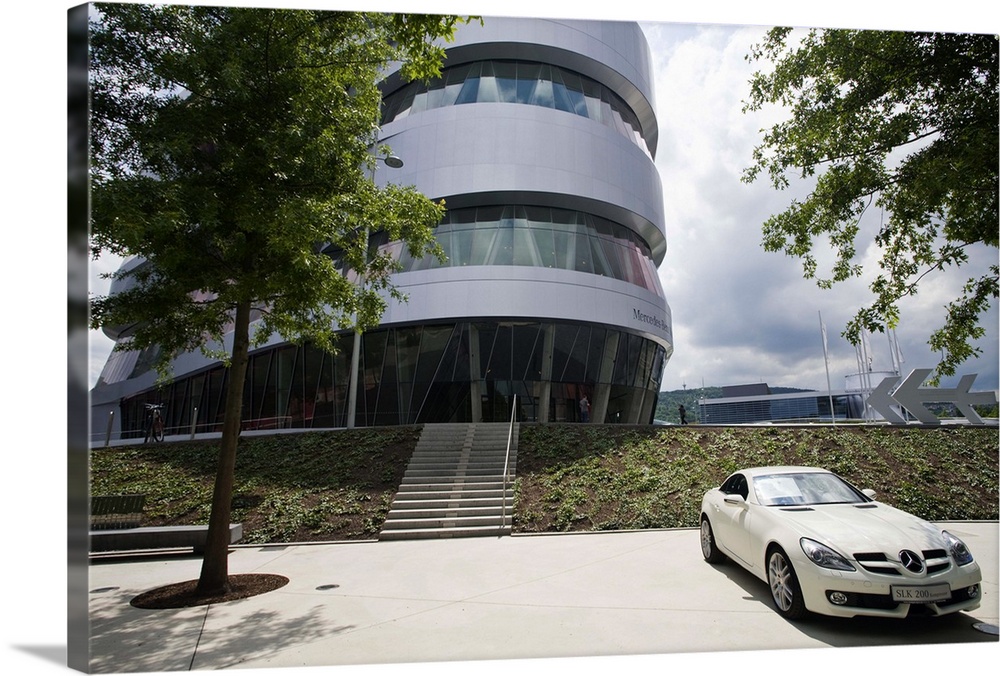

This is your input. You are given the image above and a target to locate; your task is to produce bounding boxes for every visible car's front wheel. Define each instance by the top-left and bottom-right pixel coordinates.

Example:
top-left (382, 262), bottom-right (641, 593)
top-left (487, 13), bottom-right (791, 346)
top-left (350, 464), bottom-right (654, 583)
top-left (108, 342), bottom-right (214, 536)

top-left (700, 515), bottom-right (726, 563)
top-left (767, 546), bottom-right (807, 620)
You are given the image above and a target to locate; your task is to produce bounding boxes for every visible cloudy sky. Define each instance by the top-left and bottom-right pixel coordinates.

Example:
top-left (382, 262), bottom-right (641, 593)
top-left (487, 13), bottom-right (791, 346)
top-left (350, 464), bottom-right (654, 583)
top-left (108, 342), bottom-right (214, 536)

top-left (82, 0), bottom-right (999, 395)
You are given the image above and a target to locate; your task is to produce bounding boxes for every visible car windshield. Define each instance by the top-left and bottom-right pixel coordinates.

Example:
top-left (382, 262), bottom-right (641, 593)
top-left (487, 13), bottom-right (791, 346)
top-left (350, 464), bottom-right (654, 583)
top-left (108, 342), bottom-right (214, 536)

top-left (753, 472), bottom-right (868, 506)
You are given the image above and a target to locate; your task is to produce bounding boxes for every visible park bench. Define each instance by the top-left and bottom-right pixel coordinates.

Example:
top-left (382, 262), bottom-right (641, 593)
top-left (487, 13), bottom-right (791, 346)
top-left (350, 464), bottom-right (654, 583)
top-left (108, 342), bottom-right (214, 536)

top-left (89, 494), bottom-right (242, 554)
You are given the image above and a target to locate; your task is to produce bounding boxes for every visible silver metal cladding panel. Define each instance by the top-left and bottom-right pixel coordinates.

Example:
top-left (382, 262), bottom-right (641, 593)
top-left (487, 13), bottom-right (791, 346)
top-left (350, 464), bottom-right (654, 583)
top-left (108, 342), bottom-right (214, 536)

top-left (379, 266), bottom-right (673, 349)
top-left (379, 104), bottom-right (666, 263)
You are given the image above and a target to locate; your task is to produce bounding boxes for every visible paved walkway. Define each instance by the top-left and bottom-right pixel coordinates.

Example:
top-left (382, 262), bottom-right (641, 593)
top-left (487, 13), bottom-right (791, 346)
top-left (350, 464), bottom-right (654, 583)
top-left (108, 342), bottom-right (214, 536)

top-left (86, 523), bottom-right (999, 673)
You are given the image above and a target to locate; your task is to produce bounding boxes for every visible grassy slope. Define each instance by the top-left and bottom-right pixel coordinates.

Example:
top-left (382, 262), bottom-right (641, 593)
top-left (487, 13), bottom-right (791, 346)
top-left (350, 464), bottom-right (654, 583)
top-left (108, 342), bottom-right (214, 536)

top-left (514, 424), bottom-right (999, 532)
top-left (90, 424), bottom-right (998, 543)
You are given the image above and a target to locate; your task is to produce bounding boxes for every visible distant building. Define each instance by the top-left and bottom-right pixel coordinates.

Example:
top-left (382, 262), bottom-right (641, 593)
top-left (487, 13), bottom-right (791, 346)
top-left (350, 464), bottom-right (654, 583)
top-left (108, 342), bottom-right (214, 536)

top-left (698, 383), bottom-right (865, 425)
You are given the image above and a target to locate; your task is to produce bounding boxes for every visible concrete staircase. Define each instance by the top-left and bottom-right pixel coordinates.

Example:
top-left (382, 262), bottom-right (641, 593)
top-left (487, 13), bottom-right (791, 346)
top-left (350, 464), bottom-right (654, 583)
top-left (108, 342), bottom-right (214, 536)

top-left (379, 423), bottom-right (518, 540)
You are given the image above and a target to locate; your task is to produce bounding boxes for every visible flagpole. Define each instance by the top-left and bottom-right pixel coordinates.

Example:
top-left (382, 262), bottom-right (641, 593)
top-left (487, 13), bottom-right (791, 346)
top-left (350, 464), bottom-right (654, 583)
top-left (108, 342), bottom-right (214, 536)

top-left (819, 312), bottom-right (835, 425)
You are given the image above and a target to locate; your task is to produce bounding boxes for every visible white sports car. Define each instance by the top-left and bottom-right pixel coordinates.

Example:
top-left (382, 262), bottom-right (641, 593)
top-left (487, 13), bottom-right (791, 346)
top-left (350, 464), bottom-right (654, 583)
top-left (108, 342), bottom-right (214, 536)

top-left (700, 466), bottom-right (982, 620)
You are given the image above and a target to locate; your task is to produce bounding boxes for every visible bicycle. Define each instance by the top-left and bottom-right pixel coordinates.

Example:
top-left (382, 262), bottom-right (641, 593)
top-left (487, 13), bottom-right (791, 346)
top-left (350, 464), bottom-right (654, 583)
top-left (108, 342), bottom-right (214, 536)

top-left (144, 404), bottom-right (165, 443)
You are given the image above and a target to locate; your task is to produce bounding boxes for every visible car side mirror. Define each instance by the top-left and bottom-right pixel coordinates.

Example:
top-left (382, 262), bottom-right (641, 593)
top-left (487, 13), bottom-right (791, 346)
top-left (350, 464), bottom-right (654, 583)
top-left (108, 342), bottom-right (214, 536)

top-left (723, 494), bottom-right (747, 507)
top-left (862, 489), bottom-right (877, 500)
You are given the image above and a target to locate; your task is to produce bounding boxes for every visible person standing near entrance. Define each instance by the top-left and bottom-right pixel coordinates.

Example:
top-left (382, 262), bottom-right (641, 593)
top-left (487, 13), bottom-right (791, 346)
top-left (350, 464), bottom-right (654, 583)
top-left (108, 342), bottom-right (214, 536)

top-left (579, 395), bottom-right (590, 423)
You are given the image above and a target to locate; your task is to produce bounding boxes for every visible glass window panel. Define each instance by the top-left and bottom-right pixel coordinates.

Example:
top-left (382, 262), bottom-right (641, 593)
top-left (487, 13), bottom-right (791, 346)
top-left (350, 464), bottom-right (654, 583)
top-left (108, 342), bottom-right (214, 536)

top-left (494, 61), bottom-right (517, 102)
top-left (477, 73), bottom-right (499, 102)
top-left (188, 374), bottom-right (205, 427)
top-left (455, 76), bottom-right (480, 104)
top-left (530, 76), bottom-right (554, 108)
top-left (206, 368), bottom-right (225, 429)
top-left (625, 334), bottom-right (643, 387)
top-left (450, 323), bottom-right (472, 382)
top-left (433, 228), bottom-right (453, 267)
top-left (516, 62), bottom-right (540, 102)
top-left (600, 97), bottom-right (614, 129)
top-left (600, 237), bottom-right (625, 280)
top-left (610, 106), bottom-right (629, 136)
top-left (410, 90), bottom-right (428, 114)
top-left (638, 252), bottom-right (658, 292)
top-left (476, 205), bottom-right (504, 222)
top-left (550, 324), bottom-right (577, 382)
top-left (250, 351), bottom-right (272, 421)
top-left (512, 323), bottom-right (542, 381)
top-left (415, 325), bottom-right (454, 383)
top-left (168, 380), bottom-right (188, 431)
top-left (552, 71), bottom-right (575, 113)
top-left (380, 92), bottom-right (400, 124)
top-left (374, 330), bottom-right (399, 426)
top-left (560, 71), bottom-right (588, 116)
top-left (440, 81), bottom-right (462, 107)
top-left (446, 62), bottom-right (472, 83)
top-left (469, 226), bottom-right (496, 266)
top-left (491, 324), bottom-right (514, 380)
top-left (490, 227), bottom-right (514, 265)
top-left (589, 234), bottom-right (612, 277)
top-left (395, 88), bottom-right (416, 120)
top-left (554, 229), bottom-right (574, 269)
top-left (524, 205), bottom-right (550, 223)
top-left (585, 327), bottom-right (607, 383)
top-left (611, 331), bottom-right (629, 385)
top-left (593, 215), bottom-right (615, 237)
top-left (274, 346), bottom-right (296, 421)
top-left (395, 327), bottom-right (422, 384)
top-left (359, 330), bottom-right (388, 427)
top-left (449, 207), bottom-right (477, 225)
top-left (425, 84), bottom-right (445, 110)
top-left (623, 244), bottom-right (643, 286)
top-left (558, 325), bottom-right (588, 382)
top-left (476, 323), bottom-right (497, 381)
top-left (448, 229), bottom-right (472, 267)
top-left (583, 79), bottom-right (604, 120)
top-left (532, 227), bottom-right (556, 268)
top-left (513, 226), bottom-right (538, 267)
top-left (574, 230), bottom-right (593, 273)
top-left (550, 208), bottom-right (577, 231)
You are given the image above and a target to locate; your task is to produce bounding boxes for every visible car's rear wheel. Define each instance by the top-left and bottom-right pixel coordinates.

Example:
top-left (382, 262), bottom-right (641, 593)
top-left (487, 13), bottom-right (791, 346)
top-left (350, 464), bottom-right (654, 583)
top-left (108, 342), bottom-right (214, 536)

top-left (767, 546), bottom-right (807, 620)
top-left (700, 515), bottom-right (726, 563)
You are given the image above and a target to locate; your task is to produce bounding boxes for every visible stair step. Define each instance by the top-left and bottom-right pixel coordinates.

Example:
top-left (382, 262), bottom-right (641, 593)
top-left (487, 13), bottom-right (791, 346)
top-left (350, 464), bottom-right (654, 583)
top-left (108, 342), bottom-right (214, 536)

top-left (389, 496), bottom-right (511, 506)
top-left (381, 515), bottom-right (512, 530)
top-left (379, 525), bottom-right (511, 540)
top-left (405, 459), bottom-right (510, 468)
top-left (383, 506), bottom-right (507, 519)
top-left (393, 489), bottom-right (510, 501)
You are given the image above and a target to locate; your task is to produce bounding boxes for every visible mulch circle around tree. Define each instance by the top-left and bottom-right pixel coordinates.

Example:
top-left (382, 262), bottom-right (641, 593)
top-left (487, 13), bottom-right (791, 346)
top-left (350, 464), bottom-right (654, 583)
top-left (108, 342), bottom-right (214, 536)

top-left (130, 574), bottom-right (289, 609)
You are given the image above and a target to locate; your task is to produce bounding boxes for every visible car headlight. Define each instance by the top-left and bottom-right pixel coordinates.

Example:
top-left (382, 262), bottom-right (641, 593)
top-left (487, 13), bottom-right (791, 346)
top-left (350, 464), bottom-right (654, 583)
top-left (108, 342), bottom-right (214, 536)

top-left (800, 538), bottom-right (856, 571)
top-left (942, 530), bottom-right (975, 566)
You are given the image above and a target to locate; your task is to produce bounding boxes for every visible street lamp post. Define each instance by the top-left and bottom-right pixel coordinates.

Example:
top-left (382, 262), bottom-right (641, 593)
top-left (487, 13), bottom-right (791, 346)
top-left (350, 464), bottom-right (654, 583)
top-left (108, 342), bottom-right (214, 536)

top-left (346, 154), bottom-right (403, 429)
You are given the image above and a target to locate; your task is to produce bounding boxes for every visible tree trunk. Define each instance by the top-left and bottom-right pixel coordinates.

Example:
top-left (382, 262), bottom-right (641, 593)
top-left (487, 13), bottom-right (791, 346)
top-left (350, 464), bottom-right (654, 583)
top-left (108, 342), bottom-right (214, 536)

top-left (196, 299), bottom-right (252, 596)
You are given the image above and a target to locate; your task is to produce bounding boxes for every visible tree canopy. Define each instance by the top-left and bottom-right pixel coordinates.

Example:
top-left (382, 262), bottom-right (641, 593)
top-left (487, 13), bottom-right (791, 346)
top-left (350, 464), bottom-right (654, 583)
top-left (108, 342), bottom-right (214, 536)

top-left (90, 4), bottom-right (468, 364)
top-left (742, 27), bottom-right (998, 380)
top-left (88, 3), bottom-right (471, 595)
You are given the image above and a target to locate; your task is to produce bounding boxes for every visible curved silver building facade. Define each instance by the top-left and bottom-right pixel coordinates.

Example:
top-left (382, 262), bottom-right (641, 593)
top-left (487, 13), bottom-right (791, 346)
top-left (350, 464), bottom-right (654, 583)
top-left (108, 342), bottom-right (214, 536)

top-left (90, 17), bottom-right (673, 440)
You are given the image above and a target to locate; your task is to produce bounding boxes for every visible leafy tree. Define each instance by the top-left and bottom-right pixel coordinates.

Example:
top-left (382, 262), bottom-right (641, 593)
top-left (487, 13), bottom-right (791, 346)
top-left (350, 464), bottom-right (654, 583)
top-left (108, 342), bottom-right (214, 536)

top-left (89, 4), bottom-right (472, 596)
top-left (742, 28), bottom-right (998, 381)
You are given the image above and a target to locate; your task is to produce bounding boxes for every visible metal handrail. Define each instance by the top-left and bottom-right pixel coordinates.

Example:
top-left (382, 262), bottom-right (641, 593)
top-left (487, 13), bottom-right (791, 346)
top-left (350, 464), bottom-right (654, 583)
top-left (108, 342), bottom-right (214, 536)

top-left (500, 395), bottom-right (517, 536)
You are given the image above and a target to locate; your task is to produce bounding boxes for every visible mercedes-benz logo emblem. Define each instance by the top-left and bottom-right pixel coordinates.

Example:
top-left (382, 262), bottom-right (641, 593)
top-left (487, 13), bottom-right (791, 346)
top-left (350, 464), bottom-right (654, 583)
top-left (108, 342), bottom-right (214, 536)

top-left (899, 550), bottom-right (924, 573)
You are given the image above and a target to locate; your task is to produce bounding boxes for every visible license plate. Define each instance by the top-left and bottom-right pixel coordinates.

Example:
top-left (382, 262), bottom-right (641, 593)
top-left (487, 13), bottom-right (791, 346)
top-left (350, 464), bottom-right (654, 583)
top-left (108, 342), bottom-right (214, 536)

top-left (890, 584), bottom-right (951, 603)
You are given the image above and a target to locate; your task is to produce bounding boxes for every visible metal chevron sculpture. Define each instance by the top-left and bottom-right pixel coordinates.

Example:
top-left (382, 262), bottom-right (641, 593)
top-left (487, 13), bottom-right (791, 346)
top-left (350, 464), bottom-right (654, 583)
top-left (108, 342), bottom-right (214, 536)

top-left (866, 368), bottom-right (997, 425)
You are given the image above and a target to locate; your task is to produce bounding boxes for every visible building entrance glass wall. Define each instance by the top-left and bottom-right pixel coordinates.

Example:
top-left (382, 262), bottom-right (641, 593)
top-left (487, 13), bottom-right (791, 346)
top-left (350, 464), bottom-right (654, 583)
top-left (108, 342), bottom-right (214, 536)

top-left (118, 319), bottom-right (666, 438)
